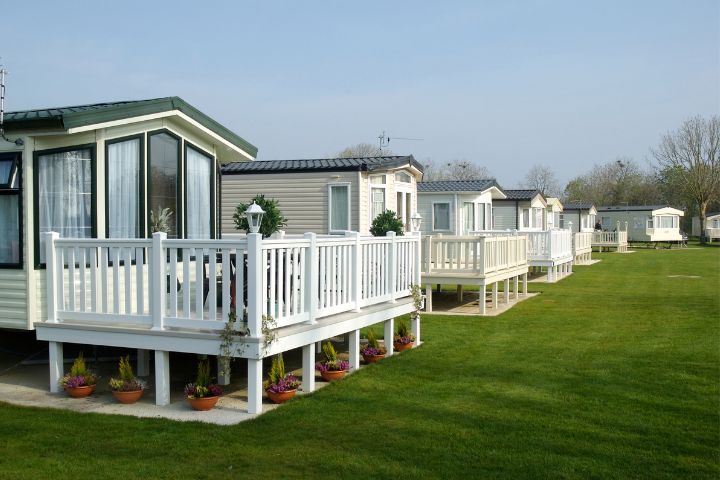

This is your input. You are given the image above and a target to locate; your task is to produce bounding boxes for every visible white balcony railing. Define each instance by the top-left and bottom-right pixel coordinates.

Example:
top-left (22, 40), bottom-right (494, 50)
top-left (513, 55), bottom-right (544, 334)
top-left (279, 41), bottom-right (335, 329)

top-left (706, 228), bottom-right (720, 239)
top-left (524, 229), bottom-right (573, 261)
top-left (422, 234), bottom-right (528, 277)
top-left (573, 231), bottom-right (593, 254)
top-left (592, 231), bottom-right (628, 246)
top-left (44, 231), bottom-right (420, 338)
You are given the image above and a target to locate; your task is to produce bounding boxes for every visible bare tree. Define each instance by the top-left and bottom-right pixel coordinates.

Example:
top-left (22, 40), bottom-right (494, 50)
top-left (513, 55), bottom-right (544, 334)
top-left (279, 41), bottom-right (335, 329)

top-left (653, 115), bottom-right (720, 242)
top-left (521, 164), bottom-right (561, 197)
top-left (336, 143), bottom-right (389, 158)
top-left (563, 158), bottom-right (660, 206)
top-left (422, 159), bottom-right (492, 181)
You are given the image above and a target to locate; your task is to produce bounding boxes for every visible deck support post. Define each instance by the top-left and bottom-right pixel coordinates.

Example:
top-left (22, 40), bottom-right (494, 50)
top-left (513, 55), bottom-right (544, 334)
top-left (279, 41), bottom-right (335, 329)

top-left (48, 341), bottom-right (63, 393)
top-left (424, 283), bottom-right (433, 312)
top-left (349, 329), bottom-right (360, 371)
top-left (456, 285), bottom-right (463, 302)
top-left (503, 278), bottom-right (510, 304)
top-left (384, 318), bottom-right (394, 357)
top-left (151, 232), bottom-right (167, 331)
top-left (247, 358), bottom-right (263, 414)
top-left (154, 350), bottom-right (170, 406)
top-left (302, 343), bottom-right (316, 392)
top-left (136, 349), bottom-right (149, 377)
top-left (217, 357), bottom-right (230, 386)
top-left (247, 233), bottom-right (263, 337)
top-left (492, 282), bottom-right (498, 309)
top-left (514, 276), bottom-right (519, 299)
top-left (523, 273), bottom-right (528, 295)
top-left (479, 283), bottom-right (486, 315)
top-left (411, 313), bottom-right (421, 345)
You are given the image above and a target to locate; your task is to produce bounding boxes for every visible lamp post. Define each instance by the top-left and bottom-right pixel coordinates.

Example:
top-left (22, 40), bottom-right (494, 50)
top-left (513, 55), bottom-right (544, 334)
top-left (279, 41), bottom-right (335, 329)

top-left (411, 212), bottom-right (422, 233)
top-left (245, 202), bottom-right (265, 234)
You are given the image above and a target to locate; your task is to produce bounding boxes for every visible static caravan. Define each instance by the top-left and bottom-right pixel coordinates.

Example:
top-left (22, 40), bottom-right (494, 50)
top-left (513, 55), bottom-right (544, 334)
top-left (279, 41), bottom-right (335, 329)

top-left (416, 179), bottom-right (506, 236)
top-left (221, 156), bottom-right (423, 235)
top-left (545, 198), bottom-right (563, 229)
top-left (492, 189), bottom-right (547, 231)
top-left (561, 202), bottom-right (597, 233)
top-left (0, 97), bottom-right (257, 330)
top-left (691, 213), bottom-right (720, 241)
top-left (597, 205), bottom-right (685, 242)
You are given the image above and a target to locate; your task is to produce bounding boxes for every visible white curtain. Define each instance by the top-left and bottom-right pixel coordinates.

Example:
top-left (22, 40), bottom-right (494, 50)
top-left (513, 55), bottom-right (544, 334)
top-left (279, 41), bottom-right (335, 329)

top-left (108, 139), bottom-right (140, 238)
top-left (186, 148), bottom-right (212, 239)
top-left (38, 149), bottom-right (92, 263)
top-left (0, 195), bottom-right (19, 263)
top-left (330, 185), bottom-right (349, 231)
top-left (371, 188), bottom-right (385, 219)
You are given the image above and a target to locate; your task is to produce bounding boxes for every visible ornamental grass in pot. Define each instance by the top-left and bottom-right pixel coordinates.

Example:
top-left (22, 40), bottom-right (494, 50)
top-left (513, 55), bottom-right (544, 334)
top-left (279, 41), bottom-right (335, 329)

top-left (264, 354), bottom-right (300, 404)
top-left (184, 359), bottom-right (224, 411)
top-left (393, 318), bottom-right (415, 352)
top-left (60, 352), bottom-right (97, 398)
top-left (109, 355), bottom-right (146, 404)
top-left (360, 329), bottom-right (387, 363)
top-left (315, 341), bottom-right (349, 381)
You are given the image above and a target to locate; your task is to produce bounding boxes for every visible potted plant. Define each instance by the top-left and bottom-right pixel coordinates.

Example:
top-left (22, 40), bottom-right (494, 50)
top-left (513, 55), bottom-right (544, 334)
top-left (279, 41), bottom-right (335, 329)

top-left (360, 329), bottom-right (387, 363)
top-left (264, 354), bottom-right (300, 404)
top-left (184, 359), bottom-right (224, 411)
top-left (60, 352), bottom-right (97, 398)
top-left (315, 341), bottom-right (350, 381)
top-left (109, 355), bottom-right (146, 404)
top-left (393, 318), bottom-right (416, 352)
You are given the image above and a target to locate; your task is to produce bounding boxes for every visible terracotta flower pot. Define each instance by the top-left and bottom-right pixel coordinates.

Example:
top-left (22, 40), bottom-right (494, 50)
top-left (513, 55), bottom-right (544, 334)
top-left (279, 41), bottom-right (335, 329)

top-left (266, 388), bottom-right (297, 404)
top-left (394, 341), bottom-right (413, 352)
top-left (362, 353), bottom-right (385, 363)
top-left (320, 369), bottom-right (347, 382)
top-left (65, 385), bottom-right (96, 398)
top-left (187, 396), bottom-right (220, 411)
top-left (112, 389), bottom-right (143, 404)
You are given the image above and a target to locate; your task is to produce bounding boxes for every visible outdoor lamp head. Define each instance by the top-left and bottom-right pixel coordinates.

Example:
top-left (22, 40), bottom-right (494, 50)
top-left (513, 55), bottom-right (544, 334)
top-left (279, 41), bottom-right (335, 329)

top-left (245, 202), bottom-right (265, 234)
top-left (411, 212), bottom-right (422, 232)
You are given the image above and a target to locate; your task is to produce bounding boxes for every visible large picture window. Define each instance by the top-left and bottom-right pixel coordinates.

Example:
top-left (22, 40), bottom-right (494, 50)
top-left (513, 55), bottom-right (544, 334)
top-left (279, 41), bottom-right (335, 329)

top-left (329, 184), bottom-right (350, 232)
top-left (433, 203), bottom-right (450, 231)
top-left (35, 146), bottom-right (95, 265)
top-left (185, 145), bottom-right (214, 239)
top-left (107, 136), bottom-right (142, 238)
top-left (0, 153), bottom-right (21, 267)
top-left (149, 131), bottom-right (180, 238)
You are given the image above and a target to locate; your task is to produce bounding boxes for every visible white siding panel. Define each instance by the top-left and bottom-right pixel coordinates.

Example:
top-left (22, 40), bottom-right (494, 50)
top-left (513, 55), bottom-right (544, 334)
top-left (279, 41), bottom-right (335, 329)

top-left (0, 270), bottom-right (28, 328)
top-left (493, 204), bottom-right (518, 230)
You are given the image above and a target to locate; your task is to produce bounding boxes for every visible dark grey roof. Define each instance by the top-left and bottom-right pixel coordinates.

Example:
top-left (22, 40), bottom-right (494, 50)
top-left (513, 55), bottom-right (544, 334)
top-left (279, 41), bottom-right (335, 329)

top-left (4, 97), bottom-right (257, 157)
top-left (597, 205), bottom-right (677, 212)
top-left (496, 189), bottom-right (542, 201)
top-left (563, 202), bottom-right (596, 210)
top-left (222, 155), bottom-right (422, 174)
top-left (417, 179), bottom-right (501, 193)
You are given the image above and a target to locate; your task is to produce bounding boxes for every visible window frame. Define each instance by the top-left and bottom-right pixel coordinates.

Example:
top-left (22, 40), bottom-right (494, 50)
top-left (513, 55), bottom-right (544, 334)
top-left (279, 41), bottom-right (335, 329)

top-left (0, 152), bottom-right (23, 269)
top-left (463, 202), bottom-right (475, 233)
top-left (33, 144), bottom-right (97, 268)
top-left (146, 129), bottom-right (182, 238)
top-left (328, 182), bottom-right (351, 233)
top-left (432, 201), bottom-right (451, 232)
top-left (183, 141), bottom-right (216, 240)
top-left (105, 134), bottom-right (145, 239)
top-left (369, 181), bottom-right (387, 223)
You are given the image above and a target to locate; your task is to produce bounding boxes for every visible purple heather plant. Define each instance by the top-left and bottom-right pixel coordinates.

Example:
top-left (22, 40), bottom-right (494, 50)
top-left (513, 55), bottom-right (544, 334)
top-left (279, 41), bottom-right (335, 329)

top-left (315, 360), bottom-right (350, 372)
top-left (266, 373), bottom-right (301, 393)
top-left (63, 375), bottom-right (93, 389)
top-left (184, 383), bottom-right (224, 399)
top-left (393, 335), bottom-right (415, 345)
top-left (360, 346), bottom-right (384, 356)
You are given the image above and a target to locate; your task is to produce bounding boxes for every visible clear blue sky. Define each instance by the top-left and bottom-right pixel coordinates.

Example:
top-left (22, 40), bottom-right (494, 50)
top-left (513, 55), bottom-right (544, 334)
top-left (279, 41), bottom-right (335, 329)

top-left (3, 0), bottom-right (718, 188)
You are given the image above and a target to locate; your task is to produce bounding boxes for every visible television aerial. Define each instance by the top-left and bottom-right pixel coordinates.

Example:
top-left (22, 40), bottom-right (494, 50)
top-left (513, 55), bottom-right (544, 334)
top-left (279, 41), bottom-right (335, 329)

top-left (378, 131), bottom-right (423, 153)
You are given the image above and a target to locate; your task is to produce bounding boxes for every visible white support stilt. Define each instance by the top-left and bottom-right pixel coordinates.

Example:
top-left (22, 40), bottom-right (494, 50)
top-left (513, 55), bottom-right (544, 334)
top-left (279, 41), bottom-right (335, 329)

top-left (523, 273), bottom-right (528, 295)
top-left (410, 313), bottom-right (421, 345)
top-left (457, 285), bottom-right (463, 302)
top-left (48, 342), bottom-right (63, 393)
top-left (302, 343), bottom-right (316, 393)
top-left (492, 282), bottom-right (498, 309)
top-left (136, 349), bottom-right (149, 377)
top-left (217, 357), bottom-right (230, 386)
top-left (349, 329), bottom-right (360, 370)
top-left (569, 262), bottom-right (573, 274)
top-left (154, 350), bottom-right (170, 406)
top-left (513, 276), bottom-right (519, 299)
top-left (425, 283), bottom-right (433, 312)
top-left (384, 318), bottom-right (394, 357)
top-left (479, 283), bottom-right (487, 315)
top-left (247, 358), bottom-right (263, 414)
top-left (503, 278), bottom-right (510, 304)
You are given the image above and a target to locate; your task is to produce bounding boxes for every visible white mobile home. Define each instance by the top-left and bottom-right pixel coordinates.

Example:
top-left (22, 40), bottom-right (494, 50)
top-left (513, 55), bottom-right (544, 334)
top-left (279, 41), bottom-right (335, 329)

top-left (416, 179), bottom-right (506, 236)
top-left (561, 202), bottom-right (597, 233)
top-left (221, 156), bottom-right (423, 235)
top-left (545, 198), bottom-right (563, 229)
top-left (598, 205), bottom-right (685, 243)
top-left (492, 190), bottom-right (548, 231)
top-left (0, 97), bottom-right (256, 330)
top-left (691, 212), bottom-right (720, 241)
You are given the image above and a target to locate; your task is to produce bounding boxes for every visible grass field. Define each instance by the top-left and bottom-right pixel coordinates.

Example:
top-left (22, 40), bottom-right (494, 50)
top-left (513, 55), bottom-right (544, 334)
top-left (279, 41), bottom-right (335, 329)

top-left (0, 247), bottom-right (718, 479)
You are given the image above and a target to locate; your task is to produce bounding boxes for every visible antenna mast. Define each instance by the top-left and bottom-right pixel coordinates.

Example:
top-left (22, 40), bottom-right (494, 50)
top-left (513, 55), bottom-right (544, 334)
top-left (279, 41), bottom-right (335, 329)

top-left (0, 66), bottom-right (7, 133)
top-left (377, 130), bottom-right (423, 153)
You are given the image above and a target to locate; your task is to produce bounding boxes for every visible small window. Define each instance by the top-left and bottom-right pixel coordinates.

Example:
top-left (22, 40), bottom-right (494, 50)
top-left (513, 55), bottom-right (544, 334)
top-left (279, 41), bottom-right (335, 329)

top-left (522, 209), bottom-right (530, 229)
top-left (0, 152), bottom-right (22, 267)
top-left (329, 184), bottom-right (350, 232)
top-left (464, 202), bottom-right (475, 232)
top-left (370, 175), bottom-right (386, 184)
top-left (371, 187), bottom-right (385, 219)
top-left (394, 171), bottom-right (411, 183)
top-left (559, 213), bottom-right (564, 229)
top-left (433, 203), bottom-right (450, 231)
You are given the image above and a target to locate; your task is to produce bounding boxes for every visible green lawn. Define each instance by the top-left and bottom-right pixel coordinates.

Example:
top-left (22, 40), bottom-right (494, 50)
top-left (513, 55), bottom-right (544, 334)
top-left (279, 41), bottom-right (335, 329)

top-left (1, 248), bottom-right (719, 479)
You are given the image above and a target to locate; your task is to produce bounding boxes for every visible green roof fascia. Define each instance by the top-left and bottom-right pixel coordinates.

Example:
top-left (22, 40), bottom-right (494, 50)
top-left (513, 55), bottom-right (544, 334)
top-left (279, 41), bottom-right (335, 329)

top-left (60, 97), bottom-right (257, 157)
